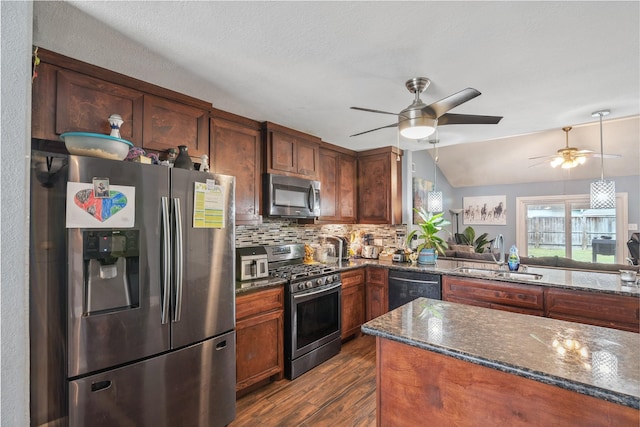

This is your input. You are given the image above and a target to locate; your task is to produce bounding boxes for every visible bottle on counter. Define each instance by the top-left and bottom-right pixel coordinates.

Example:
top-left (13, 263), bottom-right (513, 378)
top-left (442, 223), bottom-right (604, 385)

top-left (508, 245), bottom-right (520, 271)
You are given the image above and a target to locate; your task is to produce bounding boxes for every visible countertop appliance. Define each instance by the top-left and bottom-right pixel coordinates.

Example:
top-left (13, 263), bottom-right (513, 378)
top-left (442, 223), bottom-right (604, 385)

top-left (29, 151), bottom-right (236, 427)
top-left (237, 246), bottom-right (269, 281)
top-left (325, 235), bottom-right (349, 261)
top-left (264, 173), bottom-right (320, 218)
top-left (388, 270), bottom-right (441, 311)
top-left (265, 244), bottom-right (342, 379)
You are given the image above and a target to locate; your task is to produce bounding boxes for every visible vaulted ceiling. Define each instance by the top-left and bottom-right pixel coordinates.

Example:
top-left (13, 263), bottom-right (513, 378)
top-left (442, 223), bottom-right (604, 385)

top-left (35, 1), bottom-right (639, 186)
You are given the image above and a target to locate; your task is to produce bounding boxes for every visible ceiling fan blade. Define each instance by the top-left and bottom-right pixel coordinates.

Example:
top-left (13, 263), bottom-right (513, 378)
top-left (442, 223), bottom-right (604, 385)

top-left (350, 122), bottom-right (398, 137)
top-left (528, 154), bottom-right (555, 160)
top-left (350, 106), bottom-right (400, 116)
top-left (574, 150), bottom-right (595, 155)
top-left (423, 88), bottom-right (481, 117)
top-left (438, 113), bottom-right (503, 125)
top-left (593, 153), bottom-right (622, 159)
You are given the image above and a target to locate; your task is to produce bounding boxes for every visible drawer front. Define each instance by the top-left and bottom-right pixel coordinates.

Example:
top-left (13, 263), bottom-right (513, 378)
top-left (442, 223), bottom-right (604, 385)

top-left (341, 268), bottom-right (365, 289)
top-left (443, 276), bottom-right (544, 310)
top-left (236, 287), bottom-right (284, 321)
top-left (546, 289), bottom-right (639, 331)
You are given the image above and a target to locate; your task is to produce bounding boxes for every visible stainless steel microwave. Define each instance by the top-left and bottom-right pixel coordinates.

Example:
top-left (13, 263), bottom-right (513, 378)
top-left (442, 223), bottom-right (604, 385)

top-left (264, 173), bottom-right (320, 218)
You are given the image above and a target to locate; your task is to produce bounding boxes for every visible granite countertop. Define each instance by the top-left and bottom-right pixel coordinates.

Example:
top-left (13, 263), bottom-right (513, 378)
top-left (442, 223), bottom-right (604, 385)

top-left (341, 258), bottom-right (640, 297)
top-left (234, 257), bottom-right (640, 297)
top-left (235, 276), bottom-right (286, 295)
top-left (362, 297), bottom-right (640, 409)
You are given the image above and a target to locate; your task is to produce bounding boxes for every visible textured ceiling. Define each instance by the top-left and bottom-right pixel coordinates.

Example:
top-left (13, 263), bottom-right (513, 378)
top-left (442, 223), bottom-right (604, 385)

top-left (36, 1), bottom-right (639, 186)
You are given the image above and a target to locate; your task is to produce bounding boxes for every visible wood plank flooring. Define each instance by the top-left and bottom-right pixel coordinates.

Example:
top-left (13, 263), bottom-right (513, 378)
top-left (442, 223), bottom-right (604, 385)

top-left (230, 334), bottom-right (377, 427)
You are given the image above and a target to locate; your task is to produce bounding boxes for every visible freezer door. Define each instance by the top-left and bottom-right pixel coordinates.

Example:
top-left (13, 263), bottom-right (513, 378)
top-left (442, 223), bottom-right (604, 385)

top-left (69, 331), bottom-right (236, 427)
top-left (67, 157), bottom-right (170, 377)
top-left (170, 169), bottom-right (236, 348)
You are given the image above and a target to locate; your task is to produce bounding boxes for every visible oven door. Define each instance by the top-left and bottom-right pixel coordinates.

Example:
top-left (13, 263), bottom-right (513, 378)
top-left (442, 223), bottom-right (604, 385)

top-left (288, 282), bottom-right (341, 361)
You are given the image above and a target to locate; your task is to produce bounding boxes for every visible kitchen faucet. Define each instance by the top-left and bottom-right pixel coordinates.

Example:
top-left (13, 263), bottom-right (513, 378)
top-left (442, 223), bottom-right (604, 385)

top-left (491, 234), bottom-right (505, 270)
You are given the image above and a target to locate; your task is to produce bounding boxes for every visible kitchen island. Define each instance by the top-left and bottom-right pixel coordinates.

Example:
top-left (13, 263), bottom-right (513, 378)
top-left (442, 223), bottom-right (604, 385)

top-left (362, 298), bottom-right (639, 426)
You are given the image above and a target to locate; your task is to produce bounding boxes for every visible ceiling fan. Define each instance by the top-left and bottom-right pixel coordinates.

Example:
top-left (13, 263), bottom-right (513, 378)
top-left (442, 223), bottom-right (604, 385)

top-left (350, 77), bottom-right (503, 139)
top-left (529, 126), bottom-right (620, 169)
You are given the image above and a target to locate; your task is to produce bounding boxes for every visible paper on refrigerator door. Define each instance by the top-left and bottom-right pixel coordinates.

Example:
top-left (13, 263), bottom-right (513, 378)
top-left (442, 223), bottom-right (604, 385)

top-left (66, 181), bottom-right (136, 228)
top-left (193, 180), bottom-right (225, 228)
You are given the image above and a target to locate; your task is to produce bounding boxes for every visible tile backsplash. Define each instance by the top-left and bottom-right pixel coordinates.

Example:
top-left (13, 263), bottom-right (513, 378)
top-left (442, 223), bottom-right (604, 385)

top-left (236, 219), bottom-right (407, 248)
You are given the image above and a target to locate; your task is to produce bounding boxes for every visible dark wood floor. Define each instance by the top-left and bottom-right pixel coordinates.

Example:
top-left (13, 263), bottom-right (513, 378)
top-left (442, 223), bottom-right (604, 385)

top-left (230, 334), bottom-right (377, 427)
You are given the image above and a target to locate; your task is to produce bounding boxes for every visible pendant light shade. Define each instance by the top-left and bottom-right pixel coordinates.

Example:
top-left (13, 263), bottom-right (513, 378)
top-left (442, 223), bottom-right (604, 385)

top-left (427, 131), bottom-right (443, 212)
top-left (590, 110), bottom-right (616, 209)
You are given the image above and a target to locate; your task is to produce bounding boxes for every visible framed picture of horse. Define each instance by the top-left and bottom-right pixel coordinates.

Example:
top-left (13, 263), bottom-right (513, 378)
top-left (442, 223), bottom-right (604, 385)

top-left (462, 195), bottom-right (506, 225)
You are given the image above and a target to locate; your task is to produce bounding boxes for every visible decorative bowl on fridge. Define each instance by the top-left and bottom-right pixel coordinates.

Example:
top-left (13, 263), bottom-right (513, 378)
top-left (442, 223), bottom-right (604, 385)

top-left (60, 132), bottom-right (133, 161)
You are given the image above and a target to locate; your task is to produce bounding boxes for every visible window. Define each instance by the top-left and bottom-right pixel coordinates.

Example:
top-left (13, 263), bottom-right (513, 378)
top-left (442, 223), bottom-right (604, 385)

top-left (516, 194), bottom-right (628, 264)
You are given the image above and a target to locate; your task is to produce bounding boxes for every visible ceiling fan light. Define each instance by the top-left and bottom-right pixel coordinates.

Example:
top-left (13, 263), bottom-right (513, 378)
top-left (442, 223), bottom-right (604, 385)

top-left (398, 116), bottom-right (436, 139)
top-left (578, 156), bottom-right (587, 165)
top-left (550, 157), bottom-right (563, 168)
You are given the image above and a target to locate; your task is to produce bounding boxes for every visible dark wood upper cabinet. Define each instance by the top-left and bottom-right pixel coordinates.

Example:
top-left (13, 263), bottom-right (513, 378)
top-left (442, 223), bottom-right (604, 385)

top-left (210, 110), bottom-right (262, 224)
top-left (32, 49), bottom-right (211, 158)
top-left (319, 143), bottom-right (357, 223)
top-left (263, 122), bottom-right (321, 179)
top-left (142, 94), bottom-right (209, 157)
top-left (357, 147), bottom-right (403, 224)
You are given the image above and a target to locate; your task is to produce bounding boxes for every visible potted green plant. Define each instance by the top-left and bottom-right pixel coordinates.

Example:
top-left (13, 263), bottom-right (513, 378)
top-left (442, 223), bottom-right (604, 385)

top-left (458, 226), bottom-right (490, 253)
top-left (407, 208), bottom-right (451, 264)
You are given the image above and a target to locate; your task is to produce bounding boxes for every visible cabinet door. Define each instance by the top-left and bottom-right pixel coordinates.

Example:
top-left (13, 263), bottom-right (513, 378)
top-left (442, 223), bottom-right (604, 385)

top-left (269, 131), bottom-right (297, 173)
top-left (236, 309), bottom-right (284, 391)
top-left (341, 268), bottom-right (365, 339)
top-left (296, 139), bottom-right (320, 178)
top-left (366, 267), bottom-right (388, 321)
top-left (143, 94), bottom-right (209, 157)
top-left (357, 148), bottom-right (402, 224)
top-left (339, 154), bottom-right (357, 222)
top-left (319, 149), bottom-right (338, 220)
top-left (210, 118), bottom-right (262, 223)
top-left (342, 284), bottom-right (365, 340)
top-left (546, 289), bottom-right (639, 333)
top-left (55, 69), bottom-right (143, 144)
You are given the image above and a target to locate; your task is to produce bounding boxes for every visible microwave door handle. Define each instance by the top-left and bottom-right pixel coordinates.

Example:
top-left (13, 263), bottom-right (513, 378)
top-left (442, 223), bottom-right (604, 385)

top-left (161, 197), bottom-right (171, 325)
top-left (308, 184), bottom-right (316, 211)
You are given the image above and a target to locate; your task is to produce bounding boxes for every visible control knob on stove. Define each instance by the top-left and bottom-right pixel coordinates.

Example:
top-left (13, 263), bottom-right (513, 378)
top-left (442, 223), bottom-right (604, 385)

top-left (297, 282), bottom-right (306, 291)
top-left (306, 281), bottom-right (313, 289)
top-left (326, 275), bottom-right (333, 283)
top-left (317, 278), bottom-right (324, 286)
top-left (333, 274), bottom-right (339, 282)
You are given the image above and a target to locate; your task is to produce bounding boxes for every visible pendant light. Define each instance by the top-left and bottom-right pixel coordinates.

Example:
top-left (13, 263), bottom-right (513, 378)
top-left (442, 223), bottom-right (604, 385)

top-left (427, 128), bottom-right (443, 212)
top-left (590, 110), bottom-right (615, 209)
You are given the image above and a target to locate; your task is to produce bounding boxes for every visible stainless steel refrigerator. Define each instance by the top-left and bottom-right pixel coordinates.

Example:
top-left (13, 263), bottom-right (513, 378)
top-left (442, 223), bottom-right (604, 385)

top-left (29, 150), bottom-right (236, 427)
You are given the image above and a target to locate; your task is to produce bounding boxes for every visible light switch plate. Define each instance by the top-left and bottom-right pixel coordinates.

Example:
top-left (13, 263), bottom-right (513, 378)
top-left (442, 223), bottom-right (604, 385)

top-left (629, 223), bottom-right (638, 231)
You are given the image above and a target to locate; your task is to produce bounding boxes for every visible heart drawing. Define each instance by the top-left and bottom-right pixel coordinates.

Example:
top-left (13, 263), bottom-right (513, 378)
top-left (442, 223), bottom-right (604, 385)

top-left (74, 189), bottom-right (128, 222)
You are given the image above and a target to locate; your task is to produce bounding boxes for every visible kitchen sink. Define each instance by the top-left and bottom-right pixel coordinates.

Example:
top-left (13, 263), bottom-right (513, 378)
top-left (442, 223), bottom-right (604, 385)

top-left (452, 267), bottom-right (499, 277)
top-left (453, 267), bottom-right (543, 281)
top-left (494, 271), bottom-right (543, 281)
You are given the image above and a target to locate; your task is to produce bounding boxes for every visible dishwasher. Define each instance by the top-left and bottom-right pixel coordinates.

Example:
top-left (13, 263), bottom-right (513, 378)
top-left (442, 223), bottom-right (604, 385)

top-left (388, 270), bottom-right (441, 311)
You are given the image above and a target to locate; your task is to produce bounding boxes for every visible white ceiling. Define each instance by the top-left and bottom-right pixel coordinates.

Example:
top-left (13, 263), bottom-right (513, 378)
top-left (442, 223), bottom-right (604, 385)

top-left (39, 1), bottom-right (639, 186)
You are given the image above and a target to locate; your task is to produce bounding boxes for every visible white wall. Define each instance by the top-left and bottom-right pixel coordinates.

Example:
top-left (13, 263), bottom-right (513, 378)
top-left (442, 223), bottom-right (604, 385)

top-left (1, 1), bottom-right (33, 425)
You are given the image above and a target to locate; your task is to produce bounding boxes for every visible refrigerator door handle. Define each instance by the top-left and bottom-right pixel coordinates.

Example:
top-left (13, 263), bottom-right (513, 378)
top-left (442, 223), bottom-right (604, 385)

top-left (173, 198), bottom-right (184, 322)
top-left (161, 197), bottom-right (171, 325)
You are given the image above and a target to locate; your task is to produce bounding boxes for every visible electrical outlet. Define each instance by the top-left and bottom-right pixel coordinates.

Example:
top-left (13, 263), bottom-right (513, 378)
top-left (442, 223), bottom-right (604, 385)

top-left (629, 223), bottom-right (638, 231)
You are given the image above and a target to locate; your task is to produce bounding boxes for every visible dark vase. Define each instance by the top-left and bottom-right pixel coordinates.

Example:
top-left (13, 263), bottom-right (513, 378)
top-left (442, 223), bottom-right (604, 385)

top-left (173, 145), bottom-right (194, 170)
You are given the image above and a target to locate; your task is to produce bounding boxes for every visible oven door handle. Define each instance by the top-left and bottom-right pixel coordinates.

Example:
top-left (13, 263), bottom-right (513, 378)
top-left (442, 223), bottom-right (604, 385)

top-left (292, 282), bottom-right (341, 300)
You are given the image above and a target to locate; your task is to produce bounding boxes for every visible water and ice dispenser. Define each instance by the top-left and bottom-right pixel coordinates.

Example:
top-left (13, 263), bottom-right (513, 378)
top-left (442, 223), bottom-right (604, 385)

top-left (83, 230), bottom-right (140, 315)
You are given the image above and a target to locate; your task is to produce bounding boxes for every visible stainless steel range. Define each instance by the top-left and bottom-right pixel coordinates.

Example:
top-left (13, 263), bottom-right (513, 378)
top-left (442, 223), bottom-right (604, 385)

top-left (265, 244), bottom-right (342, 380)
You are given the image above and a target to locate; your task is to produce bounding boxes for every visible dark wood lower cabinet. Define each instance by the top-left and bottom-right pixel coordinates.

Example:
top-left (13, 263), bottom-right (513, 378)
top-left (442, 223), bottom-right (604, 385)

top-left (365, 267), bottom-right (388, 321)
top-left (442, 275), bottom-right (545, 316)
top-left (546, 288), bottom-right (640, 333)
top-left (376, 337), bottom-right (638, 426)
top-left (341, 268), bottom-right (365, 340)
top-left (235, 287), bottom-right (284, 393)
